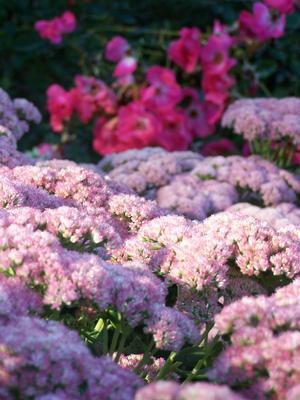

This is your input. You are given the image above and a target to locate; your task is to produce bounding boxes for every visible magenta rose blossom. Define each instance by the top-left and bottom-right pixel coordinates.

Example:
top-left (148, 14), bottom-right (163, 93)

top-left (168, 27), bottom-right (201, 73)
top-left (35, 11), bottom-right (76, 44)
top-left (239, 2), bottom-right (286, 42)
top-left (105, 36), bottom-right (130, 62)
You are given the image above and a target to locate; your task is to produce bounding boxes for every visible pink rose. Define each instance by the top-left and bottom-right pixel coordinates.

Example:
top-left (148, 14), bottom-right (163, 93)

top-left (105, 36), bottom-right (130, 62)
top-left (47, 84), bottom-right (74, 132)
top-left (168, 27), bottom-right (201, 73)
top-left (239, 2), bottom-right (286, 42)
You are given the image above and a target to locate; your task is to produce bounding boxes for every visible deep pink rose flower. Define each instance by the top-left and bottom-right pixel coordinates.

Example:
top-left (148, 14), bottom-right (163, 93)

top-left (113, 56), bottom-right (138, 77)
top-left (35, 11), bottom-right (76, 44)
top-left (105, 36), bottom-right (130, 62)
top-left (47, 84), bottom-right (74, 132)
top-left (264, 0), bottom-right (294, 14)
top-left (168, 27), bottom-right (201, 73)
top-left (141, 66), bottom-right (182, 111)
top-left (93, 102), bottom-right (161, 155)
top-left (239, 2), bottom-right (286, 42)
top-left (182, 88), bottom-right (214, 138)
top-left (154, 109), bottom-right (193, 151)
top-left (72, 75), bottom-right (117, 123)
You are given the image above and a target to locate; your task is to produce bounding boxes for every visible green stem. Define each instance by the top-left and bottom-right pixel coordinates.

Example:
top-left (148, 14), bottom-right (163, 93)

top-left (133, 340), bottom-right (155, 375)
top-left (103, 324), bottom-right (109, 355)
top-left (114, 331), bottom-right (128, 363)
top-left (156, 351), bottom-right (177, 380)
top-left (94, 317), bottom-right (105, 333)
top-left (109, 328), bottom-right (120, 356)
top-left (183, 358), bottom-right (205, 383)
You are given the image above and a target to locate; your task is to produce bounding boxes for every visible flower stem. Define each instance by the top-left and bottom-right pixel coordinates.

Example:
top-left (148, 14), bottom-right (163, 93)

top-left (114, 331), bottom-right (129, 363)
top-left (109, 327), bottom-right (120, 356)
top-left (156, 351), bottom-right (177, 380)
top-left (133, 339), bottom-right (155, 375)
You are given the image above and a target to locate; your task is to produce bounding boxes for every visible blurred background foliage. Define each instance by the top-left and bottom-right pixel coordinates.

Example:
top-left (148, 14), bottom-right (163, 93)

top-left (1, 0), bottom-right (300, 161)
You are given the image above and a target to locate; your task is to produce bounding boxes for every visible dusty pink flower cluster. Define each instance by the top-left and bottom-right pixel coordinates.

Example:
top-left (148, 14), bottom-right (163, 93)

top-left (135, 381), bottom-right (246, 400)
top-left (100, 149), bottom-right (300, 219)
top-left (117, 354), bottom-right (166, 382)
top-left (227, 202), bottom-right (300, 229)
top-left (0, 138), bottom-right (202, 362)
top-left (98, 147), bottom-right (203, 195)
top-left (4, 97), bottom-right (300, 398)
top-left (210, 278), bottom-right (300, 399)
top-left (222, 97), bottom-right (300, 144)
top-left (113, 206), bottom-right (300, 326)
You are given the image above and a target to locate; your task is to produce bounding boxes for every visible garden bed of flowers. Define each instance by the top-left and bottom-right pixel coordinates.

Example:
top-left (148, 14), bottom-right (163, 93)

top-left (2, 0), bottom-right (300, 399)
top-left (2, 84), bottom-right (300, 399)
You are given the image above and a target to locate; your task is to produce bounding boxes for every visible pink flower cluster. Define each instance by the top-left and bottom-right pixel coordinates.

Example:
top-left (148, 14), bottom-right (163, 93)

top-left (40, 1), bottom-right (300, 154)
top-left (222, 97), bottom-right (300, 144)
top-left (5, 88), bottom-right (300, 397)
top-left (46, 16), bottom-right (244, 155)
top-left (100, 149), bottom-right (300, 219)
top-left (239, 0), bottom-right (294, 42)
top-left (34, 11), bottom-right (77, 44)
top-left (0, 136), bottom-right (200, 354)
top-left (98, 147), bottom-right (202, 195)
top-left (47, 75), bottom-right (117, 132)
top-left (0, 316), bottom-right (141, 399)
top-left (117, 354), bottom-right (166, 382)
top-left (227, 202), bottom-right (300, 229)
top-left (191, 155), bottom-right (300, 206)
top-left (113, 206), bottom-right (300, 327)
top-left (105, 36), bottom-right (138, 79)
top-left (210, 277), bottom-right (300, 399)
top-left (135, 381), bottom-right (246, 400)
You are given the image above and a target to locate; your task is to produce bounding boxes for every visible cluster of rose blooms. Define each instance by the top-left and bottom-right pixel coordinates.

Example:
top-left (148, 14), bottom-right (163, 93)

top-left (3, 86), bottom-right (300, 398)
top-left (34, 11), bottom-right (77, 45)
top-left (36, 0), bottom-right (300, 155)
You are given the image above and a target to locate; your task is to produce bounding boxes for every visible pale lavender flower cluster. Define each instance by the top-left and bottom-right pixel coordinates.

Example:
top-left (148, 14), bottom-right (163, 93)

top-left (222, 97), bottom-right (300, 143)
top-left (0, 148), bottom-right (200, 352)
top-left (156, 174), bottom-right (238, 220)
top-left (101, 149), bottom-right (300, 219)
top-left (192, 155), bottom-right (300, 206)
top-left (0, 87), bottom-right (41, 140)
top-left (108, 193), bottom-right (168, 231)
top-left (114, 209), bottom-right (300, 325)
top-left (98, 147), bottom-right (202, 196)
top-left (134, 381), bottom-right (246, 400)
top-left (0, 316), bottom-right (142, 399)
top-left (210, 277), bottom-right (300, 399)
top-left (0, 128), bottom-right (33, 168)
top-left (0, 275), bottom-right (42, 317)
top-left (227, 202), bottom-right (300, 229)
